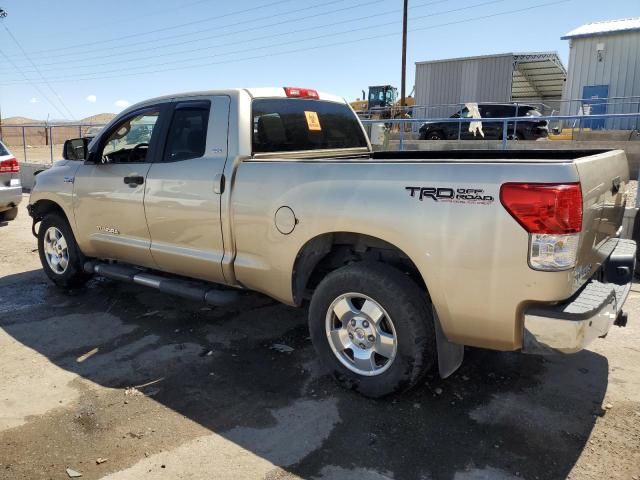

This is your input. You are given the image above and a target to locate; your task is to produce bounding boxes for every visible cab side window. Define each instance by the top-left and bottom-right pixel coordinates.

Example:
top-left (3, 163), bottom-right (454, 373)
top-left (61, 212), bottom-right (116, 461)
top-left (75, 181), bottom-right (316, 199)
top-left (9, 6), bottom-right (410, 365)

top-left (164, 104), bottom-right (210, 162)
top-left (101, 111), bottom-right (159, 164)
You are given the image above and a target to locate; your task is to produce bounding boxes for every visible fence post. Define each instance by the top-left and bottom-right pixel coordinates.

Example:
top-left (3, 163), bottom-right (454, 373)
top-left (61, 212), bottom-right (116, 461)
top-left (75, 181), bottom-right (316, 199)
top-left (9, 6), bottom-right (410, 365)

top-left (78, 125), bottom-right (82, 138)
top-left (399, 120), bottom-right (404, 151)
top-left (501, 120), bottom-right (508, 150)
top-left (49, 127), bottom-right (53, 163)
top-left (22, 127), bottom-right (27, 163)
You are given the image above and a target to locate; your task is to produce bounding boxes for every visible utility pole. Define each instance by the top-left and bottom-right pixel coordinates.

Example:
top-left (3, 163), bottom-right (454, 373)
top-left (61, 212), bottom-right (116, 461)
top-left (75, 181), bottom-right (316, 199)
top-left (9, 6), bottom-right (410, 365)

top-left (0, 7), bottom-right (6, 140)
top-left (400, 0), bottom-right (408, 108)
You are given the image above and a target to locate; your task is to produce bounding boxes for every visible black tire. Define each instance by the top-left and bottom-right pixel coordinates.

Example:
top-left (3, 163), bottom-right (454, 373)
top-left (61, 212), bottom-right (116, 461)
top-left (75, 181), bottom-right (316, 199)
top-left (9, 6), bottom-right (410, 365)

top-left (425, 130), bottom-right (444, 140)
top-left (0, 207), bottom-right (18, 222)
top-left (507, 132), bottom-right (523, 141)
top-left (309, 262), bottom-right (436, 398)
top-left (38, 212), bottom-right (92, 288)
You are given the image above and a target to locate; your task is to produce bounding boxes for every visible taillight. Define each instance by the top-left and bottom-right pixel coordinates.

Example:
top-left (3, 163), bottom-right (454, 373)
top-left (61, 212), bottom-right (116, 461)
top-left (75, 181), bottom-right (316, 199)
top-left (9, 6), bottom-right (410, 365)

top-left (500, 183), bottom-right (582, 234)
top-left (500, 183), bottom-right (583, 271)
top-left (284, 86), bottom-right (319, 99)
top-left (0, 157), bottom-right (19, 173)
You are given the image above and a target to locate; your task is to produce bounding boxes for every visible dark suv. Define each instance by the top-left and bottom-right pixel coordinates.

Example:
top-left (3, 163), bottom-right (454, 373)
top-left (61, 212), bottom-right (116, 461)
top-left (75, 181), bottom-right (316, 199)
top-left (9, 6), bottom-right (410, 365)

top-left (419, 104), bottom-right (548, 141)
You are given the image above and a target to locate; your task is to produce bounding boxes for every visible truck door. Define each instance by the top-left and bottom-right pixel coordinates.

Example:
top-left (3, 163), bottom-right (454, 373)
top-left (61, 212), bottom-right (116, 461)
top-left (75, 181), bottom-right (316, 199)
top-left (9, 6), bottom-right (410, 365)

top-left (73, 105), bottom-right (168, 268)
top-left (143, 96), bottom-right (230, 284)
top-left (478, 105), bottom-right (501, 139)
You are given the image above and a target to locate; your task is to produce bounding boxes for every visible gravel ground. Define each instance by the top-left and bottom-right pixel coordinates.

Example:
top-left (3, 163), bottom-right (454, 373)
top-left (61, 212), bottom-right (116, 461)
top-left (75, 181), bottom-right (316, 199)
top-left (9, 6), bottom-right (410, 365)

top-left (1, 198), bottom-right (639, 480)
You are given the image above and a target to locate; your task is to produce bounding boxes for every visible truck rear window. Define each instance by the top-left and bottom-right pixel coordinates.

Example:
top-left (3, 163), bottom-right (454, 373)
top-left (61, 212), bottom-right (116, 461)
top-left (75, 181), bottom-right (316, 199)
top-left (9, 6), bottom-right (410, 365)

top-left (252, 99), bottom-right (367, 153)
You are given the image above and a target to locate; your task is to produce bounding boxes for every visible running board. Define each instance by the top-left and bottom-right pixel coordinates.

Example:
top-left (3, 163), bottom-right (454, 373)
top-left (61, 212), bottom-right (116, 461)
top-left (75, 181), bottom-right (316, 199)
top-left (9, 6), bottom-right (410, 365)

top-left (83, 261), bottom-right (240, 306)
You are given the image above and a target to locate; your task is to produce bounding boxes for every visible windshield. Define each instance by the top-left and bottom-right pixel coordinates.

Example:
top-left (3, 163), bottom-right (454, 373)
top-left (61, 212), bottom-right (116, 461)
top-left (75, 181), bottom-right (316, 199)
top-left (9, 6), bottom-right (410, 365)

top-left (452, 108), bottom-right (474, 119)
top-left (0, 141), bottom-right (9, 156)
top-left (252, 98), bottom-right (368, 153)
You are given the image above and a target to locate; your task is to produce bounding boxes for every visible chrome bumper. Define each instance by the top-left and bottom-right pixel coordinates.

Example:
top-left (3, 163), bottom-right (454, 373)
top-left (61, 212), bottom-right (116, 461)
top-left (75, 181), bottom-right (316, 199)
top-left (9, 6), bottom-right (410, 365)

top-left (523, 239), bottom-right (635, 355)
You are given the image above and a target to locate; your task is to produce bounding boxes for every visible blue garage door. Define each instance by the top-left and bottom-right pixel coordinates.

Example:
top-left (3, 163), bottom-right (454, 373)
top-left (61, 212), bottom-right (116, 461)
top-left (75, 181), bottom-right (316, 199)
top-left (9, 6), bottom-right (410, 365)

top-left (581, 85), bottom-right (609, 130)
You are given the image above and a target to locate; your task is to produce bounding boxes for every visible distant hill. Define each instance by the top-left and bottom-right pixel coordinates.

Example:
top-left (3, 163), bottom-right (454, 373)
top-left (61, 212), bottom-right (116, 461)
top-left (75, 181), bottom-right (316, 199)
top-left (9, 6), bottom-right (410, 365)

top-left (80, 113), bottom-right (116, 125)
top-left (3, 116), bottom-right (43, 125)
top-left (2, 113), bottom-right (116, 126)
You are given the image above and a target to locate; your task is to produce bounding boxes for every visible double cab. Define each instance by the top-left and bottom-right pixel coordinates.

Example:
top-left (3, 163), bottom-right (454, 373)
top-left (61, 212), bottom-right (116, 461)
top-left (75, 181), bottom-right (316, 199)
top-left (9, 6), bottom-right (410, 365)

top-left (28, 87), bottom-right (634, 397)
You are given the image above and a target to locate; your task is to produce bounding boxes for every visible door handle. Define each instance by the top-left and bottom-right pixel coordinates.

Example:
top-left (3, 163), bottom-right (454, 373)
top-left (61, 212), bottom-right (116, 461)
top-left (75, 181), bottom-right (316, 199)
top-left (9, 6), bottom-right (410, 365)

top-left (124, 175), bottom-right (144, 187)
top-left (214, 173), bottom-right (225, 194)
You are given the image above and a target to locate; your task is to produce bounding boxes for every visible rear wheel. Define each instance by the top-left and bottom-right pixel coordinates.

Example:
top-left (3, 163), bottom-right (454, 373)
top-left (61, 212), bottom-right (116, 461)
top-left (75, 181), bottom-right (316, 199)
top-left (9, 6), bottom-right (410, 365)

top-left (424, 130), bottom-right (444, 140)
top-left (309, 262), bottom-right (436, 397)
top-left (38, 213), bottom-right (92, 288)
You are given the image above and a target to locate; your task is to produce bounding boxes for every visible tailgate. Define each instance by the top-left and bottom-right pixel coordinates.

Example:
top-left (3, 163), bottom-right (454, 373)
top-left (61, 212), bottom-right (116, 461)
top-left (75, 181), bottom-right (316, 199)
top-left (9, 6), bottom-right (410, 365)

top-left (574, 149), bottom-right (629, 285)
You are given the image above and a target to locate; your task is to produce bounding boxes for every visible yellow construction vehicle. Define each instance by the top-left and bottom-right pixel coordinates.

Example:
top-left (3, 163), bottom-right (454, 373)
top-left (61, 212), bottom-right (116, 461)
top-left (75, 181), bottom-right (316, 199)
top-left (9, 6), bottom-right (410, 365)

top-left (350, 85), bottom-right (414, 120)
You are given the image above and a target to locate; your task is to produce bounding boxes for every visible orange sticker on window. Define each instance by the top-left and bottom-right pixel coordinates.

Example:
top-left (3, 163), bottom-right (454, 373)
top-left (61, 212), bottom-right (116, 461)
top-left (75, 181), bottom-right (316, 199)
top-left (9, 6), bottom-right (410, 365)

top-left (304, 111), bottom-right (322, 131)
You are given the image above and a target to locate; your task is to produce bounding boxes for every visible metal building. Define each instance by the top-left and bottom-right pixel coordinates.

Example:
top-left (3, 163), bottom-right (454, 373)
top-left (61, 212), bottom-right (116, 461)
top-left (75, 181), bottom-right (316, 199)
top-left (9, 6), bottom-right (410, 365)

top-left (413, 52), bottom-right (566, 118)
top-left (561, 17), bottom-right (640, 130)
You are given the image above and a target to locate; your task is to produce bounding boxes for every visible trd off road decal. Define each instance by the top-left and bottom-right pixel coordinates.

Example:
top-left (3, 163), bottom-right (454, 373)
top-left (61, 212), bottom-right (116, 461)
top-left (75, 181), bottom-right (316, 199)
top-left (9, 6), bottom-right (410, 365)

top-left (406, 186), bottom-right (494, 204)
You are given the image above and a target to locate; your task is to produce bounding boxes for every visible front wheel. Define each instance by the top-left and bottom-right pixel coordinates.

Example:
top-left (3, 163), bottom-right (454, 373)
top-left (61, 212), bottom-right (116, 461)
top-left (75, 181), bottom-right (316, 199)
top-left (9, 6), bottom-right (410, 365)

top-left (309, 262), bottom-right (436, 397)
top-left (38, 212), bottom-right (92, 288)
top-left (507, 132), bottom-right (523, 141)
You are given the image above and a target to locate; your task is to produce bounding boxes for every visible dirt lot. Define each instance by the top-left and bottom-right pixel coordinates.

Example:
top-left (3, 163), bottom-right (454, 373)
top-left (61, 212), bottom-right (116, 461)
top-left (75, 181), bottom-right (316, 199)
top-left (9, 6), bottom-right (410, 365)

top-left (1, 198), bottom-right (639, 480)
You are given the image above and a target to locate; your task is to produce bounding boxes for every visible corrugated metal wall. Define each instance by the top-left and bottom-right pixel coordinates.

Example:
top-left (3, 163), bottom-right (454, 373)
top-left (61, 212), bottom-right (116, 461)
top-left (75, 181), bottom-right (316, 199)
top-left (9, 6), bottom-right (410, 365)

top-left (413, 54), bottom-right (514, 119)
top-left (561, 31), bottom-right (640, 130)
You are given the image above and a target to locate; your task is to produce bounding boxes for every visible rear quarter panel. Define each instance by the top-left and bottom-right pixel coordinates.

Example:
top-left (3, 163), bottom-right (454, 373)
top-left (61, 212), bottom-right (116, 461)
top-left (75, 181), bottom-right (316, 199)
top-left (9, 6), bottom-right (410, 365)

top-left (230, 159), bottom-right (583, 350)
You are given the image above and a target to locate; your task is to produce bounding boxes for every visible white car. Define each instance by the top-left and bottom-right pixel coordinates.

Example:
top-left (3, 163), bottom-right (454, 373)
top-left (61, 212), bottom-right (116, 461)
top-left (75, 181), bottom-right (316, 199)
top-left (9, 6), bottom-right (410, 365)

top-left (0, 140), bottom-right (21, 222)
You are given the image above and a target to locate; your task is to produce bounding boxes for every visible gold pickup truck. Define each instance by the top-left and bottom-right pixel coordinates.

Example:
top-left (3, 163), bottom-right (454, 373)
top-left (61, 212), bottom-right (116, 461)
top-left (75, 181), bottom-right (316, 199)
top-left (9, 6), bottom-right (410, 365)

top-left (27, 87), bottom-right (635, 397)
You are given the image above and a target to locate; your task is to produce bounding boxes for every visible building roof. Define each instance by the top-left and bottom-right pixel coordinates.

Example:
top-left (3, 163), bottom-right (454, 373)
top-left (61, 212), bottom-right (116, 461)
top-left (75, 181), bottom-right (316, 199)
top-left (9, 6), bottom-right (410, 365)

top-left (415, 52), bottom-right (567, 100)
top-left (511, 52), bottom-right (567, 99)
top-left (561, 17), bottom-right (640, 39)
top-left (415, 52), bottom-right (513, 65)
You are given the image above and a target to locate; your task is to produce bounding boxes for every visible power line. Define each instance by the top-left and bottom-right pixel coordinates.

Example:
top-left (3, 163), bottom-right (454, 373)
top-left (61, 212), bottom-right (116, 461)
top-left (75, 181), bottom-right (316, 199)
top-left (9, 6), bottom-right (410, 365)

top-left (6, 0), bottom-right (499, 81)
top-left (33, 0), bottom-right (223, 37)
top-left (0, 0), bottom-right (571, 87)
top-left (14, 0), bottom-right (442, 73)
top-left (7, 0), bottom-right (352, 65)
top-left (0, 47), bottom-right (71, 119)
top-left (1, 24), bottom-right (76, 119)
top-left (2, 0), bottom-right (300, 59)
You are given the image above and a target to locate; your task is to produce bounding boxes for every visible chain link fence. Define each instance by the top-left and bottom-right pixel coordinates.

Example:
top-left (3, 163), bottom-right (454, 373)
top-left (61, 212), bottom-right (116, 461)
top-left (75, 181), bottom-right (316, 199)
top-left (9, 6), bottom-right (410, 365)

top-left (0, 124), bottom-right (106, 164)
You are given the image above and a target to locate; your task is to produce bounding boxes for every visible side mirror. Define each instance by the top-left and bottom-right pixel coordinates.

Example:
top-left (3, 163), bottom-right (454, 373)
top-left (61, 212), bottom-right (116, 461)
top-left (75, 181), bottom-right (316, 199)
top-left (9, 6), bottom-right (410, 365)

top-left (63, 138), bottom-right (89, 161)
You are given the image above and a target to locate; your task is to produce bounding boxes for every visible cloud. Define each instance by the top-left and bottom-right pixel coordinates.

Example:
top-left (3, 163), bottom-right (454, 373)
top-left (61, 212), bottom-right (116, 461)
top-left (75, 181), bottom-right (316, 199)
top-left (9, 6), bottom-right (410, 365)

top-left (114, 99), bottom-right (130, 109)
top-left (29, 97), bottom-right (38, 103)
top-left (85, 94), bottom-right (97, 103)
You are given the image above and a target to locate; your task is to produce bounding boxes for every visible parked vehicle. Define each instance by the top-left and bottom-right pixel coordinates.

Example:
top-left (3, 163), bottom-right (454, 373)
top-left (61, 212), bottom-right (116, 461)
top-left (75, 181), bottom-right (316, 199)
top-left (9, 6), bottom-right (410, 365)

top-left (0, 140), bottom-right (21, 222)
top-left (28, 87), bottom-right (634, 397)
top-left (83, 126), bottom-right (104, 141)
top-left (350, 85), bottom-right (414, 122)
top-left (419, 103), bottom-right (549, 140)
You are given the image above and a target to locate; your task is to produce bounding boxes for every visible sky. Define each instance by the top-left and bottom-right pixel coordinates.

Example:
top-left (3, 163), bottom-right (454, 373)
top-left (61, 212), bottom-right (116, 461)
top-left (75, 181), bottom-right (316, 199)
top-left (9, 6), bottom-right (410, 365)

top-left (0, 0), bottom-right (638, 121)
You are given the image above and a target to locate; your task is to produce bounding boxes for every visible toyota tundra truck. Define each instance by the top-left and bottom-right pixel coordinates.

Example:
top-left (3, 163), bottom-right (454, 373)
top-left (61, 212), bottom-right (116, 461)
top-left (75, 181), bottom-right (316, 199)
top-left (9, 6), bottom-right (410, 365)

top-left (27, 87), bottom-right (635, 397)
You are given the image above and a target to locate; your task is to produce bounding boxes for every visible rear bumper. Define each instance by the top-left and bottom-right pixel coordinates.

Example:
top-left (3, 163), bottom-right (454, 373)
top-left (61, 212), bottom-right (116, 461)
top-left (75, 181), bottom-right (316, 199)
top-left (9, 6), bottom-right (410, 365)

top-left (522, 239), bottom-right (635, 355)
top-left (0, 184), bottom-right (22, 212)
